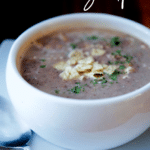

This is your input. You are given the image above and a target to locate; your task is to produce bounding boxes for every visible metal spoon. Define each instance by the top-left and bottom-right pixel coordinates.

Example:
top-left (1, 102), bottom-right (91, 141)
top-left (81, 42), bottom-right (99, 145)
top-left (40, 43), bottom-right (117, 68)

top-left (0, 96), bottom-right (32, 150)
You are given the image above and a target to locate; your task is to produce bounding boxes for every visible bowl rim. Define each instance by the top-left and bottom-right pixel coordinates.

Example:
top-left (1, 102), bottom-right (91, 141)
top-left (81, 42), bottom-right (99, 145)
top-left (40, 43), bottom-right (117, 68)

top-left (8, 12), bottom-right (150, 105)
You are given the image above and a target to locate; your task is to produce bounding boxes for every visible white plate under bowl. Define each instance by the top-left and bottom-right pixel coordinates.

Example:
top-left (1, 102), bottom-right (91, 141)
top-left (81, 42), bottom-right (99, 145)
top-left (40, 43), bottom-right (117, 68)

top-left (0, 39), bottom-right (150, 150)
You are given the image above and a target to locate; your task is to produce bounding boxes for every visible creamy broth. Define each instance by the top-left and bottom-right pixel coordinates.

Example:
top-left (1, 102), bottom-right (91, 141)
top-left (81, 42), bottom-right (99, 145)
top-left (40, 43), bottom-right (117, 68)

top-left (18, 28), bottom-right (150, 99)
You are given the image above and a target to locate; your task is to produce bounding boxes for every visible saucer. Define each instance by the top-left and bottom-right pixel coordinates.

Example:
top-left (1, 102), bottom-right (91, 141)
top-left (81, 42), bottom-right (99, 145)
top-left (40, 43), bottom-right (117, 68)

top-left (0, 39), bottom-right (150, 150)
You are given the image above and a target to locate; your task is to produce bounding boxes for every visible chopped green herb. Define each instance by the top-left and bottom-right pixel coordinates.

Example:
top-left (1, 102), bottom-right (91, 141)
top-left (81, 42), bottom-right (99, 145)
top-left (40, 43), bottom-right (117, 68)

top-left (108, 60), bottom-right (126, 65)
top-left (111, 50), bottom-right (122, 56)
top-left (110, 37), bottom-right (121, 47)
top-left (123, 55), bottom-right (133, 63)
top-left (120, 61), bottom-right (126, 64)
top-left (119, 65), bottom-right (126, 70)
top-left (110, 82), bottom-right (114, 84)
top-left (87, 35), bottom-right (99, 40)
top-left (82, 88), bottom-right (85, 92)
top-left (90, 78), bottom-right (107, 87)
top-left (40, 65), bottom-right (46, 68)
top-left (114, 61), bottom-right (120, 64)
top-left (75, 82), bottom-right (80, 85)
top-left (70, 43), bottom-right (77, 49)
top-left (100, 77), bottom-right (107, 88)
top-left (40, 59), bottom-right (46, 62)
top-left (75, 82), bottom-right (87, 87)
top-left (90, 79), bottom-right (99, 86)
top-left (114, 61), bottom-right (125, 64)
top-left (101, 77), bottom-right (107, 84)
top-left (108, 70), bottom-right (121, 81)
top-left (55, 90), bottom-right (59, 94)
top-left (70, 86), bottom-right (81, 94)
top-left (83, 84), bottom-right (88, 87)
top-left (111, 50), bottom-right (133, 64)
top-left (69, 83), bottom-right (87, 94)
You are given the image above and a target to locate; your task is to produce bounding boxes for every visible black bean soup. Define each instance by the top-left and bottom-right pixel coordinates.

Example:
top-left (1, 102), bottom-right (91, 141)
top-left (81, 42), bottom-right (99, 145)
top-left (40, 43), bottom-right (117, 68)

top-left (18, 28), bottom-right (150, 99)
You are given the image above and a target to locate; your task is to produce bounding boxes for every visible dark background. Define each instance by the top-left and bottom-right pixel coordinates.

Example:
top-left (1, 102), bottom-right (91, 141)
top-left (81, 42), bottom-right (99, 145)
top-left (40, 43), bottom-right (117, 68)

top-left (0, 0), bottom-right (150, 44)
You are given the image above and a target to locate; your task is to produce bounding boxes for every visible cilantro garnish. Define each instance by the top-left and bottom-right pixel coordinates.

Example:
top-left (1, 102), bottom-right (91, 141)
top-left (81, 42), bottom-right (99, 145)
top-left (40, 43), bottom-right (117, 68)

top-left (123, 55), bottom-right (133, 63)
top-left (69, 82), bottom-right (87, 94)
top-left (70, 43), bottom-right (77, 49)
top-left (101, 77), bottom-right (107, 84)
top-left (110, 37), bottom-right (121, 47)
top-left (90, 78), bottom-right (107, 88)
top-left (108, 60), bottom-right (125, 65)
top-left (114, 61), bottom-right (125, 64)
top-left (82, 87), bottom-right (85, 92)
top-left (87, 35), bottom-right (99, 40)
top-left (40, 65), bottom-right (46, 68)
top-left (108, 70), bottom-right (121, 81)
top-left (119, 65), bottom-right (126, 70)
top-left (75, 82), bottom-right (80, 85)
top-left (111, 50), bottom-right (122, 56)
top-left (83, 84), bottom-right (88, 87)
top-left (55, 90), bottom-right (60, 94)
top-left (114, 61), bottom-right (120, 64)
top-left (111, 50), bottom-right (133, 64)
top-left (90, 79), bottom-right (99, 86)
top-left (71, 86), bottom-right (81, 94)
top-left (101, 77), bottom-right (107, 88)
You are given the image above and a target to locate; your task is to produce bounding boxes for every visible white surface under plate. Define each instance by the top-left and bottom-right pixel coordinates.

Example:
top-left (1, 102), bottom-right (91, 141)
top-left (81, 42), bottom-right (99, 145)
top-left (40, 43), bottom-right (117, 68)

top-left (0, 39), bottom-right (150, 150)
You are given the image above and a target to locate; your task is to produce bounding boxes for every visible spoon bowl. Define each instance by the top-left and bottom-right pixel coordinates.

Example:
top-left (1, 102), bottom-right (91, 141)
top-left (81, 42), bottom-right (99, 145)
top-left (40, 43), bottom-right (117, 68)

top-left (0, 96), bottom-right (32, 149)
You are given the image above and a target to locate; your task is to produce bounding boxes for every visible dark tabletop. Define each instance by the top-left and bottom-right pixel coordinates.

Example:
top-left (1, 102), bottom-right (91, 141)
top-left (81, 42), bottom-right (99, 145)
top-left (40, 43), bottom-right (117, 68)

top-left (0, 0), bottom-right (150, 44)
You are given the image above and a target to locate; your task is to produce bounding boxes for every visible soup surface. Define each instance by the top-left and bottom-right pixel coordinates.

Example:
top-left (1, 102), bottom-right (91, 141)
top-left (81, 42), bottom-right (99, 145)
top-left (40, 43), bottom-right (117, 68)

top-left (19, 28), bottom-right (150, 99)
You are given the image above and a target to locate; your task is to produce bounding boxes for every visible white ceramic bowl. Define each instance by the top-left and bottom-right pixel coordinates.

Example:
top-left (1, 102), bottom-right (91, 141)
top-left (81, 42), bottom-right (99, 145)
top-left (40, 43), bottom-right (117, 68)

top-left (6, 13), bottom-right (150, 150)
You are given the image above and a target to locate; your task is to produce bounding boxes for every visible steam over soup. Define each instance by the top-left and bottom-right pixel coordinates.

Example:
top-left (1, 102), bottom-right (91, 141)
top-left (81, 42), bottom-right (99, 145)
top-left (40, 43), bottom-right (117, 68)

top-left (18, 28), bottom-right (150, 99)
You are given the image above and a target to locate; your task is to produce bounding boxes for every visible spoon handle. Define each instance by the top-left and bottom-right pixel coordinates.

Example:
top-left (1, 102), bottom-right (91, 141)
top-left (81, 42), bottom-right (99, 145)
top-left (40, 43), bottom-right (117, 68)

top-left (0, 146), bottom-right (31, 150)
